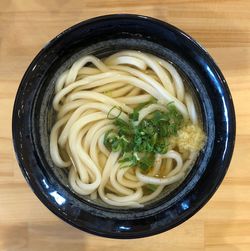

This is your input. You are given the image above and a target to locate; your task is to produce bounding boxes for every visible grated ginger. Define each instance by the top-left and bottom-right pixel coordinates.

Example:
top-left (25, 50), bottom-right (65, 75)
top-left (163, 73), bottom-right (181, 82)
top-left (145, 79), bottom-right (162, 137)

top-left (170, 124), bottom-right (206, 153)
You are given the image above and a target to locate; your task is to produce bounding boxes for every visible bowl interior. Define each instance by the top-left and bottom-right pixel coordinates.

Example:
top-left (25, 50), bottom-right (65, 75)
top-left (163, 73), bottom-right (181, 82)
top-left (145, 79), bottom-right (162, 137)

top-left (32, 38), bottom-right (214, 211)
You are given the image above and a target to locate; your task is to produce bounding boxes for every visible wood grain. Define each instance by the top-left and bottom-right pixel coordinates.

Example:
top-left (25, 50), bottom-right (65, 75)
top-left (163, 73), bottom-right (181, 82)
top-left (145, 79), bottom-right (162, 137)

top-left (0, 0), bottom-right (249, 250)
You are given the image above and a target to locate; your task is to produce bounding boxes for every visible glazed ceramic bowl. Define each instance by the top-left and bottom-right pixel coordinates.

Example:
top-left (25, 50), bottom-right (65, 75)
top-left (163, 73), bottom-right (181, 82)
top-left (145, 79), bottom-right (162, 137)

top-left (12, 14), bottom-right (235, 238)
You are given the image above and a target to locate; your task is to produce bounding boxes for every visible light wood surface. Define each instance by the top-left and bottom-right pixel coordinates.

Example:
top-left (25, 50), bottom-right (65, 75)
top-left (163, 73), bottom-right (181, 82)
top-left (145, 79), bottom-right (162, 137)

top-left (0, 0), bottom-right (249, 250)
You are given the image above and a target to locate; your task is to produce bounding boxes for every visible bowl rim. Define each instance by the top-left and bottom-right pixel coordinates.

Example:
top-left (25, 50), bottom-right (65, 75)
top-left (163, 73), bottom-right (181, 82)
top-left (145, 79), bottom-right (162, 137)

top-left (12, 14), bottom-right (236, 238)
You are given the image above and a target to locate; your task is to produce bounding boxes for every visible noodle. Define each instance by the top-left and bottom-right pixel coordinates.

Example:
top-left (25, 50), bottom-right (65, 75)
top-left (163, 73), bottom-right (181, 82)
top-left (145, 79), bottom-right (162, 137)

top-left (50, 50), bottom-right (206, 208)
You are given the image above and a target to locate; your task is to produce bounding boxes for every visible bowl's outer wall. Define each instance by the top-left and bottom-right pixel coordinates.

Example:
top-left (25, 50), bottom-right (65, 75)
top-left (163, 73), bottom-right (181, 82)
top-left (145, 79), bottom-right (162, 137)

top-left (12, 14), bottom-right (235, 238)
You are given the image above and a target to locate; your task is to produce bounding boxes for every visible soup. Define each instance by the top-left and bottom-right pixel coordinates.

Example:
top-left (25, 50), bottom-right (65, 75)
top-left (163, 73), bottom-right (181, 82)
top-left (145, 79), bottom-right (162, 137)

top-left (49, 50), bottom-right (206, 208)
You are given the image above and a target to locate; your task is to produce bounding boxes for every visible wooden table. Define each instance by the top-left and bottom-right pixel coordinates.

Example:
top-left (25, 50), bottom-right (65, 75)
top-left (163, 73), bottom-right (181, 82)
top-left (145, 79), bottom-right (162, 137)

top-left (0, 1), bottom-right (249, 250)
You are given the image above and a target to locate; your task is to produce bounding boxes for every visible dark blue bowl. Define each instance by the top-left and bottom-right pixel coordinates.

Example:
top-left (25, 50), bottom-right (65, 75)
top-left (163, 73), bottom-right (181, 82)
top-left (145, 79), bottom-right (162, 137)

top-left (12, 14), bottom-right (235, 238)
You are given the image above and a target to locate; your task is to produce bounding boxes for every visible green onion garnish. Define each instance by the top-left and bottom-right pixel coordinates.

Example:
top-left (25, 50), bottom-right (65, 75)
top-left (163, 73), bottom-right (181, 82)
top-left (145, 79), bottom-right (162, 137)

top-left (104, 102), bottom-right (183, 171)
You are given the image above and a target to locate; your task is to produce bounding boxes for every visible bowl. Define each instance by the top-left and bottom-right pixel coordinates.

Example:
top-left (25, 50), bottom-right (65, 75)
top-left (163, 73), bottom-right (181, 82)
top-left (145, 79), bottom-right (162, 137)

top-left (12, 14), bottom-right (235, 238)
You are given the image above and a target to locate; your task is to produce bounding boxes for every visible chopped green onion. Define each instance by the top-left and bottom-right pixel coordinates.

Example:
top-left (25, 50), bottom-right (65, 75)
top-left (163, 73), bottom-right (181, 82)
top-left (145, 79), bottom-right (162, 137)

top-left (107, 106), bottom-right (122, 120)
top-left (104, 102), bottom-right (183, 171)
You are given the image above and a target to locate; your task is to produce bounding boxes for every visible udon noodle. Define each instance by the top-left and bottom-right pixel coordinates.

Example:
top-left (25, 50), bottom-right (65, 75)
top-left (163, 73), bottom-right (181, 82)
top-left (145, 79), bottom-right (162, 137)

top-left (50, 50), bottom-right (205, 208)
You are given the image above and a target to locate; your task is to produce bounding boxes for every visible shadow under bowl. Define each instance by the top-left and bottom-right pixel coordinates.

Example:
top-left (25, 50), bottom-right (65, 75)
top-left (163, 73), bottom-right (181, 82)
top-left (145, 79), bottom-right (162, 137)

top-left (12, 14), bottom-right (235, 239)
